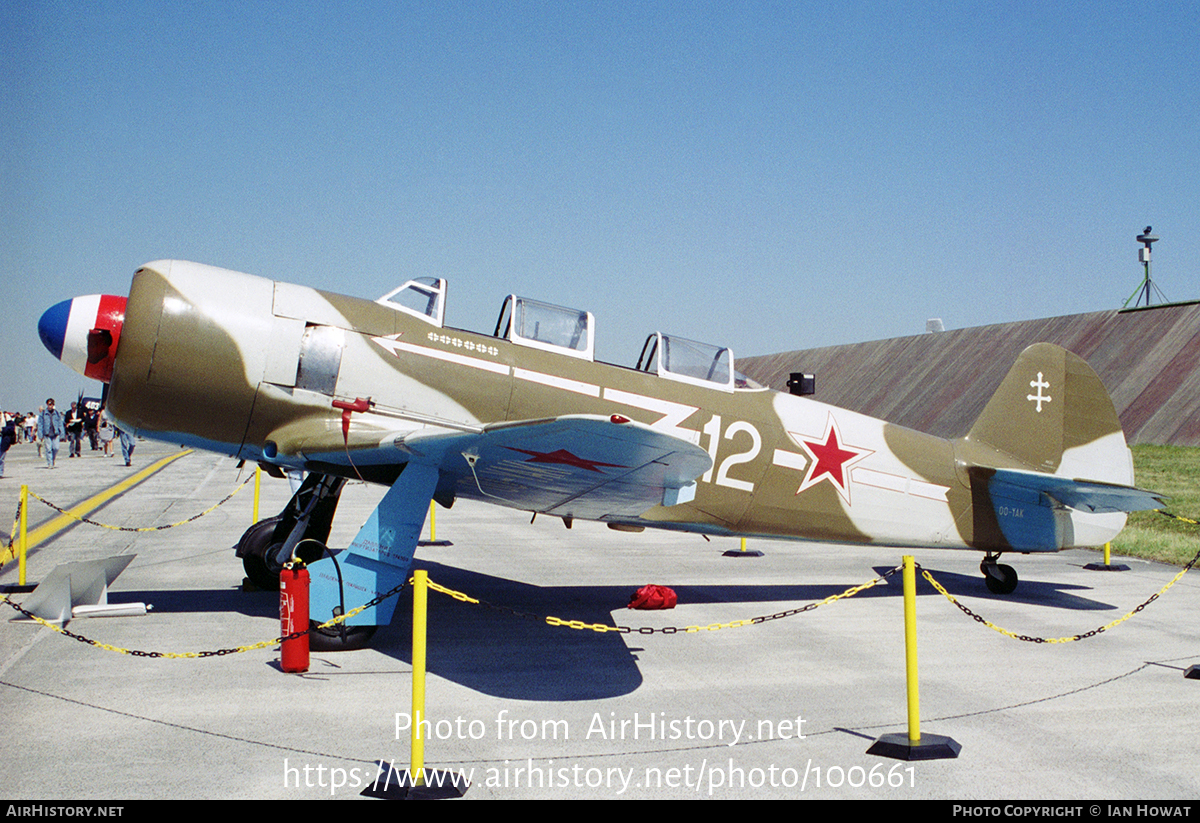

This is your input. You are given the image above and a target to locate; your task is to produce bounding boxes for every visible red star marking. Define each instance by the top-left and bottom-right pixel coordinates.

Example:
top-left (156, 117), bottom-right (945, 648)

top-left (505, 447), bottom-right (627, 473)
top-left (792, 414), bottom-right (873, 504)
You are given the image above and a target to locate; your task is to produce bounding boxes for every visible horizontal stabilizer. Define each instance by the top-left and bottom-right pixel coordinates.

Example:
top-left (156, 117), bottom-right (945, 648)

top-left (987, 468), bottom-right (1166, 514)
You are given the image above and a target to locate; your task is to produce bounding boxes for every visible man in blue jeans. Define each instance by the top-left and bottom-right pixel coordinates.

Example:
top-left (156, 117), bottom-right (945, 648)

top-left (37, 398), bottom-right (66, 468)
top-left (118, 426), bottom-right (136, 467)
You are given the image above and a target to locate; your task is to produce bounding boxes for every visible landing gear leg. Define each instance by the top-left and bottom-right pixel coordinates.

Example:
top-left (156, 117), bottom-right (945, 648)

top-left (980, 553), bottom-right (1018, 595)
top-left (281, 537), bottom-right (379, 651)
top-left (236, 472), bottom-right (346, 590)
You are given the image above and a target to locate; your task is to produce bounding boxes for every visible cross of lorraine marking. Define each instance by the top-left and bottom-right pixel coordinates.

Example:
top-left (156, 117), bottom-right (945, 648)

top-left (1027, 372), bottom-right (1051, 412)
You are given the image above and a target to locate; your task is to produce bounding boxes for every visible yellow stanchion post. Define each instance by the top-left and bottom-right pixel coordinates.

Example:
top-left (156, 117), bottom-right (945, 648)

top-left (411, 569), bottom-right (428, 785)
top-left (252, 467), bottom-right (261, 524)
top-left (1084, 540), bottom-right (1130, 572)
top-left (903, 555), bottom-right (920, 742)
top-left (722, 534), bottom-right (763, 557)
top-left (364, 569), bottom-right (467, 799)
top-left (19, 484), bottom-right (28, 586)
top-left (362, 570), bottom-right (467, 799)
top-left (867, 556), bottom-right (960, 760)
top-left (420, 500), bottom-right (451, 547)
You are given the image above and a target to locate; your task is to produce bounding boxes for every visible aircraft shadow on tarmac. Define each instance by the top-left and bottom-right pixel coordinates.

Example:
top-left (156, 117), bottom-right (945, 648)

top-left (349, 559), bottom-right (1122, 700)
top-left (880, 566), bottom-right (1120, 612)
top-left (110, 560), bottom-right (1116, 701)
top-left (114, 587), bottom-right (279, 618)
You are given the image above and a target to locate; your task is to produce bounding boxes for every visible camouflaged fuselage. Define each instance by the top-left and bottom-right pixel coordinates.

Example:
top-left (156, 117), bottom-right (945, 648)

top-left (103, 260), bottom-right (1135, 553)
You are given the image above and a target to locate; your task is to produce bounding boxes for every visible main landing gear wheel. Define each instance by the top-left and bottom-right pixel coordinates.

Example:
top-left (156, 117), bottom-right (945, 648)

top-left (292, 538), bottom-right (379, 652)
top-left (237, 517), bottom-right (323, 591)
top-left (981, 559), bottom-right (1018, 595)
top-left (309, 621), bottom-right (377, 652)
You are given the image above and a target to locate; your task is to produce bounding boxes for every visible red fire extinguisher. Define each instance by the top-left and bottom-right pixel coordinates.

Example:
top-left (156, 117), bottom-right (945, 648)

top-left (280, 560), bottom-right (310, 673)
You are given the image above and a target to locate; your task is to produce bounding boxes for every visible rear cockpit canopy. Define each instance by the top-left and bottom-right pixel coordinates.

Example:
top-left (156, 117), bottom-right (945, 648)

top-left (636, 332), bottom-right (762, 391)
top-left (637, 332), bottom-right (733, 390)
top-left (494, 295), bottom-right (595, 361)
top-left (377, 277), bottom-right (446, 327)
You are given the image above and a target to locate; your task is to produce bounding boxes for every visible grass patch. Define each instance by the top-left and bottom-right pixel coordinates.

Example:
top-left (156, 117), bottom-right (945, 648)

top-left (1109, 445), bottom-right (1200, 566)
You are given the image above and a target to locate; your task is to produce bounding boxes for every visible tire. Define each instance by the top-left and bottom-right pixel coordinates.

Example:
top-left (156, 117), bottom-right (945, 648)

top-left (309, 621), bottom-right (377, 652)
top-left (238, 517), bottom-right (283, 590)
top-left (238, 520), bottom-right (325, 591)
top-left (983, 563), bottom-right (1018, 595)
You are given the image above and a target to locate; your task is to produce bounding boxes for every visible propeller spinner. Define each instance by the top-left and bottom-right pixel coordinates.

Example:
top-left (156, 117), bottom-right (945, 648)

top-left (38, 294), bottom-right (127, 383)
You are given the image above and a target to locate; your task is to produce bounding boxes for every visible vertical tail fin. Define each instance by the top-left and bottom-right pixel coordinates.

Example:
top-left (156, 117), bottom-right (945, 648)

top-left (955, 344), bottom-right (1158, 551)
top-left (962, 342), bottom-right (1132, 484)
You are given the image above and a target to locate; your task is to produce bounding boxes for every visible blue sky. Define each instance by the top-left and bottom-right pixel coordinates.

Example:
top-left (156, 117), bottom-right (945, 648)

top-left (4, 1), bottom-right (1197, 412)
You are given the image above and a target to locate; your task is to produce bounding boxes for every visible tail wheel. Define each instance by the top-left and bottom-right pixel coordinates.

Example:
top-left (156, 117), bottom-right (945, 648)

top-left (982, 561), bottom-right (1018, 595)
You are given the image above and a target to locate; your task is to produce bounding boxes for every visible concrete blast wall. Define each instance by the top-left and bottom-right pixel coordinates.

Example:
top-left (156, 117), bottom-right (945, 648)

top-left (739, 301), bottom-right (1200, 447)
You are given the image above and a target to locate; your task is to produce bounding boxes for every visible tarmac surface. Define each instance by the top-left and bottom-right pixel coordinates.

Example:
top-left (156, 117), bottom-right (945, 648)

top-left (1, 438), bottom-right (1198, 800)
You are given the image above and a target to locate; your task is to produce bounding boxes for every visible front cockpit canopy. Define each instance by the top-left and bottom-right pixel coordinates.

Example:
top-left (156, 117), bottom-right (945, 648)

top-left (377, 277), bottom-right (446, 327)
top-left (636, 332), bottom-right (762, 390)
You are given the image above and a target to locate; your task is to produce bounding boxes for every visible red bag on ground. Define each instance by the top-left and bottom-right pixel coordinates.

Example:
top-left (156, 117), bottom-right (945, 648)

top-left (628, 584), bottom-right (677, 610)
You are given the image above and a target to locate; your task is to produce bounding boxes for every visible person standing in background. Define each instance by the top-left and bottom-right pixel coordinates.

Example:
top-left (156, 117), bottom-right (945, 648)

top-left (117, 425), bottom-right (136, 467)
top-left (38, 399), bottom-right (65, 468)
top-left (65, 401), bottom-right (83, 458)
top-left (85, 406), bottom-right (100, 451)
top-left (0, 413), bottom-right (15, 478)
top-left (99, 407), bottom-right (115, 457)
top-left (33, 407), bottom-right (43, 458)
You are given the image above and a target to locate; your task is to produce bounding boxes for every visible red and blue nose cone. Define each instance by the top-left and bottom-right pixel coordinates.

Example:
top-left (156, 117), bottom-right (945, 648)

top-left (38, 294), bottom-right (127, 383)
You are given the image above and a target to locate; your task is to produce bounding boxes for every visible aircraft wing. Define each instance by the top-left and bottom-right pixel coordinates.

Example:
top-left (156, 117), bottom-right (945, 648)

top-left (985, 468), bottom-right (1166, 514)
top-left (304, 414), bottom-right (709, 630)
top-left (402, 414), bottom-right (713, 520)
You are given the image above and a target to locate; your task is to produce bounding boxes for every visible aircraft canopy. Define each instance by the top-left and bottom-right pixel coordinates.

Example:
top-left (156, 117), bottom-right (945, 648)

top-left (494, 295), bottom-right (595, 361)
top-left (377, 278), bottom-right (759, 388)
top-left (377, 277), bottom-right (446, 327)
